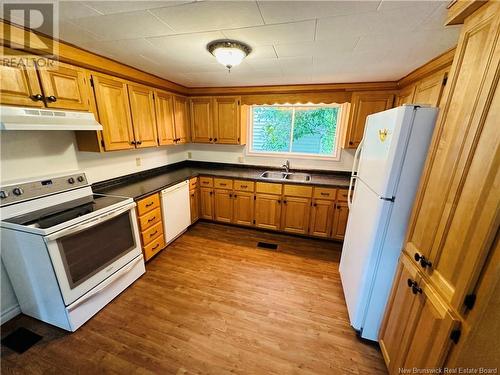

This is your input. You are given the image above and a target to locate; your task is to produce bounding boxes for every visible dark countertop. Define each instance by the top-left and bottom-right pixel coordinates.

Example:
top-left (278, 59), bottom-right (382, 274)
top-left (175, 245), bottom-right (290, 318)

top-left (93, 161), bottom-right (351, 201)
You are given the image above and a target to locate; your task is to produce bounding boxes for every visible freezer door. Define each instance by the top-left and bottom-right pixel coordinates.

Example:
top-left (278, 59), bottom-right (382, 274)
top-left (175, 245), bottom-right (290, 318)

top-left (356, 106), bottom-right (416, 198)
top-left (339, 178), bottom-right (393, 331)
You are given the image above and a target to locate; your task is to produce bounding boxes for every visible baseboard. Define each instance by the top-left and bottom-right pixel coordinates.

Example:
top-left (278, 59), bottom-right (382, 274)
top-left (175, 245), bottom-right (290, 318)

top-left (1, 304), bottom-right (21, 324)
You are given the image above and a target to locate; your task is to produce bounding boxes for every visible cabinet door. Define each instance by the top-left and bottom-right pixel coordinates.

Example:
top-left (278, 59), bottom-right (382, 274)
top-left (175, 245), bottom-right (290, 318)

top-left (331, 201), bottom-right (349, 240)
top-left (173, 95), bottom-right (190, 144)
top-left (37, 61), bottom-right (90, 111)
top-left (213, 189), bottom-right (233, 223)
top-left (92, 74), bottom-right (134, 151)
top-left (0, 54), bottom-right (44, 107)
top-left (189, 189), bottom-right (199, 224)
top-left (345, 91), bottom-right (394, 148)
top-left (396, 85), bottom-right (416, 106)
top-left (128, 84), bottom-right (157, 148)
top-left (280, 196), bottom-right (311, 235)
top-left (232, 191), bottom-right (254, 226)
top-left (404, 1), bottom-right (500, 308)
top-left (255, 193), bottom-right (282, 230)
top-left (213, 96), bottom-right (240, 144)
top-left (309, 199), bottom-right (334, 238)
top-left (199, 187), bottom-right (214, 220)
top-left (155, 90), bottom-right (175, 146)
top-left (413, 69), bottom-right (448, 107)
top-left (379, 256), bottom-right (423, 375)
top-left (190, 97), bottom-right (213, 143)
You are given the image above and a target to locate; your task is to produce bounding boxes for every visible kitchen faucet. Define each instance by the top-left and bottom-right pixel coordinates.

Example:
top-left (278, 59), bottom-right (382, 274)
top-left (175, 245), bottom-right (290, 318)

top-left (282, 160), bottom-right (290, 173)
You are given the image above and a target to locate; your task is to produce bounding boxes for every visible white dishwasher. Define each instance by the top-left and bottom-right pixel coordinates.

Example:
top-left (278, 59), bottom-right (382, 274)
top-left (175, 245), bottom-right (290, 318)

top-left (161, 180), bottom-right (191, 244)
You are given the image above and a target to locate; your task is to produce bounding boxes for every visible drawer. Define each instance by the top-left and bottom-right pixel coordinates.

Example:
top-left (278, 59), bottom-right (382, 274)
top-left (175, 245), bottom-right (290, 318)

top-left (256, 182), bottom-right (282, 195)
top-left (337, 189), bottom-right (349, 202)
top-left (313, 187), bottom-right (337, 200)
top-left (214, 178), bottom-right (233, 190)
top-left (283, 184), bottom-right (313, 198)
top-left (234, 180), bottom-right (254, 192)
top-left (144, 235), bottom-right (165, 261)
top-left (189, 177), bottom-right (198, 190)
top-left (138, 207), bottom-right (162, 230)
top-left (137, 193), bottom-right (160, 216)
top-left (199, 176), bottom-right (213, 187)
top-left (141, 221), bottom-right (163, 246)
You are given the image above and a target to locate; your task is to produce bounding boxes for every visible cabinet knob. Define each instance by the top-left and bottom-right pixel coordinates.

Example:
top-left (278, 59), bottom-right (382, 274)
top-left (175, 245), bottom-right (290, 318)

top-left (31, 94), bottom-right (43, 101)
top-left (136, 140), bottom-right (142, 145)
top-left (407, 278), bottom-right (422, 295)
top-left (349, 141), bottom-right (354, 145)
top-left (130, 141), bottom-right (136, 145)
top-left (209, 138), bottom-right (213, 141)
top-left (214, 138), bottom-right (218, 142)
top-left (414, 253), bottom-right (432, 269)
top-left (47, 95), bottom-right (57, 103)
top-left (313, 203), bottom-right (317, 207)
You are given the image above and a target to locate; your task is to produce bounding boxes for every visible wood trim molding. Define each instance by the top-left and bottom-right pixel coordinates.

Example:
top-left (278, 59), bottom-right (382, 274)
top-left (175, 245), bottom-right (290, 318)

top-left (445, 0), bottom-right (488, 25)
top-left (397, 48), bottom-right (456, 88)
top-left (0, 20), bottom-right (189, 95)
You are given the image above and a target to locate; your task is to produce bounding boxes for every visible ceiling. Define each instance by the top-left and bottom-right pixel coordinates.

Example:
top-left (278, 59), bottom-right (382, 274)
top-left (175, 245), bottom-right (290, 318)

top-left (19, 1), bottom-right (462, 87)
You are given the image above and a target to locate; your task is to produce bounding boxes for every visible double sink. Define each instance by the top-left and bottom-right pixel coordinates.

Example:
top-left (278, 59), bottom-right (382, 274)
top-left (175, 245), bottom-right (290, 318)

top-left (260, 171), bottom-right (312, 182)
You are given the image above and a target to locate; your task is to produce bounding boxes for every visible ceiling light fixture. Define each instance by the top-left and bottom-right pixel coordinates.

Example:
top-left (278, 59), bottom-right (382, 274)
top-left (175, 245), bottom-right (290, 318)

top-left (207, 40), bottom-right (252, 72)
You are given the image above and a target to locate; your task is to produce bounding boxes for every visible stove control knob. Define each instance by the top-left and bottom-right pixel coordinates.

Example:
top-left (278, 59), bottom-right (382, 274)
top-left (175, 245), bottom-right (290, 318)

top-left (0, 190), bottom-right (9, 199)
top-left (12, 187), bottom-right (24, 196)
top-left (68, 177), bottom-right (75, 184)
top-left (77, 176), bottom-right (84, 182)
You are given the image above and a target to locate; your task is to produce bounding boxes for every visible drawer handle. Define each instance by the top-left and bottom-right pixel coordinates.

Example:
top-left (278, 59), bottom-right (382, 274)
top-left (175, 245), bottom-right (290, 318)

top-left (147, 216), bottom-right (156, 223)
top-left (149, 230), bottom-right (158, 237)
top-left (240, 185), bottom-right (248, 188)
top-left (220, 183), bottom-right (227, 186)
top-left (414, 253), bottom-right (432, 269)
top-left (145, 202), bottom-right (154, 207)
top-left (320, 192), bottom-right (329, 196)
top-left (152, 243), bottom-right (160, 250)
top-left (407, 279), bottom-right (422, 295)
top-left (202, 181), bottom-right (209, 184)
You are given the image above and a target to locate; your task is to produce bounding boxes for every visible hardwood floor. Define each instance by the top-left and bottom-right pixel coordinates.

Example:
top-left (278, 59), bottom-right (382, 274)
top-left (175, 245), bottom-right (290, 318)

top-left (1, 222), bottom-right (387, 375)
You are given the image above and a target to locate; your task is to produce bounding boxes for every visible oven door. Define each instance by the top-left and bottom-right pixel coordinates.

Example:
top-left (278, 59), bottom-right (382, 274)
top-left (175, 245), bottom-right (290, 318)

top-left (44, 202), bottom-right (143, 306)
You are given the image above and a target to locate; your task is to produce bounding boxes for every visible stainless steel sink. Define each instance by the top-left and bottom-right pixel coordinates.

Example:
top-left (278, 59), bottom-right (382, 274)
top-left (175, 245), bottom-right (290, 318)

top-left (260, 171), bottom-right (312, 182)
top-left (260, 171), bottom-right (287, 180)
top-left (285, 173), bottom-right (312, 182)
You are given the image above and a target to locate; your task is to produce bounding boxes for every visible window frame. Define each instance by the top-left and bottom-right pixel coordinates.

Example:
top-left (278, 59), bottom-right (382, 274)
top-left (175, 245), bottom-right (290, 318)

top-left (246, 103), bottom-right (343, 161)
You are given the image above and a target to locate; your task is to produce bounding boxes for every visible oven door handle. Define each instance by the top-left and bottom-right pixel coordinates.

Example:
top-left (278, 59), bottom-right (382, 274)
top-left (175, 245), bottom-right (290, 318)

top-left (66, 256), bottom-right (142, 312)
top-left (45, 202), bottom-right (136, 241)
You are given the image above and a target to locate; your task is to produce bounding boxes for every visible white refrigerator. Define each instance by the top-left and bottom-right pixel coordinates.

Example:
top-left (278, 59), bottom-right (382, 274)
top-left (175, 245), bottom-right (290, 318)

top-left (339, 105), bottom-right (438, 341)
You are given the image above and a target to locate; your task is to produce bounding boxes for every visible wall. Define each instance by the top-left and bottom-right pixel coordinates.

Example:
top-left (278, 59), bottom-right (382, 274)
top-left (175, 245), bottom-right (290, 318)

top-left (0, 130), bottom-right (354, 322)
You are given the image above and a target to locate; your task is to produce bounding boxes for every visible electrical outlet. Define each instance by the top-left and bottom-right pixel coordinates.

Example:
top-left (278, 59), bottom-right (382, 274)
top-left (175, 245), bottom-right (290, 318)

top-left (187, 152), bottom-right (192, 159)
top-left (135, 157), bottom-right (141, 166)
top-left (238, 156), bottom-right (244, 163)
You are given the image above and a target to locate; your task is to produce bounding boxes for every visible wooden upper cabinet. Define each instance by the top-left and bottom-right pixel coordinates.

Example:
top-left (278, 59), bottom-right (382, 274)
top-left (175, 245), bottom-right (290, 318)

top-left (331, 201), bottom-right (349, 240)
top-left (0, 56), bottom-right (44, 107)
top-left (232, 191), bottom-right (254, 226)
top-left (344, 91), bottom-right (395, 149)
top-left (127, 84), bottom-right (157, 148)
top-left (404, 1), bottom-right (500, 304)
top-left (190, 97), bottom-right (213, 143)
top-left (173, 95), bottom-right (190, 144)
top-left (155, 90), bottom-right (176, 146)
top-left (396, 85), bottom-right (416, 106)
top-left (92, 74), bottom-right (134, 151)
top-left (412, 68), bottom-right (448, 107)
top-left (379, 256), bottom-right (422, 375)
top-left (37, 61), bottom-right (90, 111)
top-left (213, 96), bottom-right (240, 144)
top-left (309, 199), bottom-right (334, 238)
top-left (280, 196), bottom-right (311, 235)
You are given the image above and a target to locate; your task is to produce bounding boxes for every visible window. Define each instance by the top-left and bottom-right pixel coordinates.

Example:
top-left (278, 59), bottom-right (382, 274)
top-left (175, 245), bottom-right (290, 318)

top-left (249, 104), bottom-right (341, 158)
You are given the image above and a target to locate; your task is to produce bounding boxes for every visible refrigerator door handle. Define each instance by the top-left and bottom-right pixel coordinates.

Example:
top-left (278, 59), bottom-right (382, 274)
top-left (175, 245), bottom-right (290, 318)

top-left (348, 176), bottom-right (356, 210)
top-left (348, 139), bottom-right (364, 210)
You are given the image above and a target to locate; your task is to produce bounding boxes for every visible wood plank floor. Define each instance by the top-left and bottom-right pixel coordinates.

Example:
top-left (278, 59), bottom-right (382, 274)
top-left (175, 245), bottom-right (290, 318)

top-left (1, 222), bottom-right (387, 375)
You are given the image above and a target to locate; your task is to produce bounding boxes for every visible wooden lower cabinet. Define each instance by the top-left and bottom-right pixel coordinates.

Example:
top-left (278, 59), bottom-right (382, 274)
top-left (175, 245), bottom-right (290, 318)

top-left (199, 187), bottom-right (214, 220)
top-left (136, 193), bottom-right (166, 262)
top-left (189, 188), bottom-right (199, 224)
top-left (380, 255), bottom-right (459, 375)
top-left (331, 201), bottom-right (349, 240)
top-left (309, 199), bottom-right (335, 238)
top-left (232, 191), bottom-right (254, 226)
top-left (213, 189), bottom-right (232, 223)
top-left (281, 196), bottom-right (311, 235)
top-left (254, 193), bottom-right (282, 230)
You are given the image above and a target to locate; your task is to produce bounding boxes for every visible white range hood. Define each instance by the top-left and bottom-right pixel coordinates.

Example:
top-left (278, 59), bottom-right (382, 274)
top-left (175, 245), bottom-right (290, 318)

top-left (0, 105), bottom-right (103, 131)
